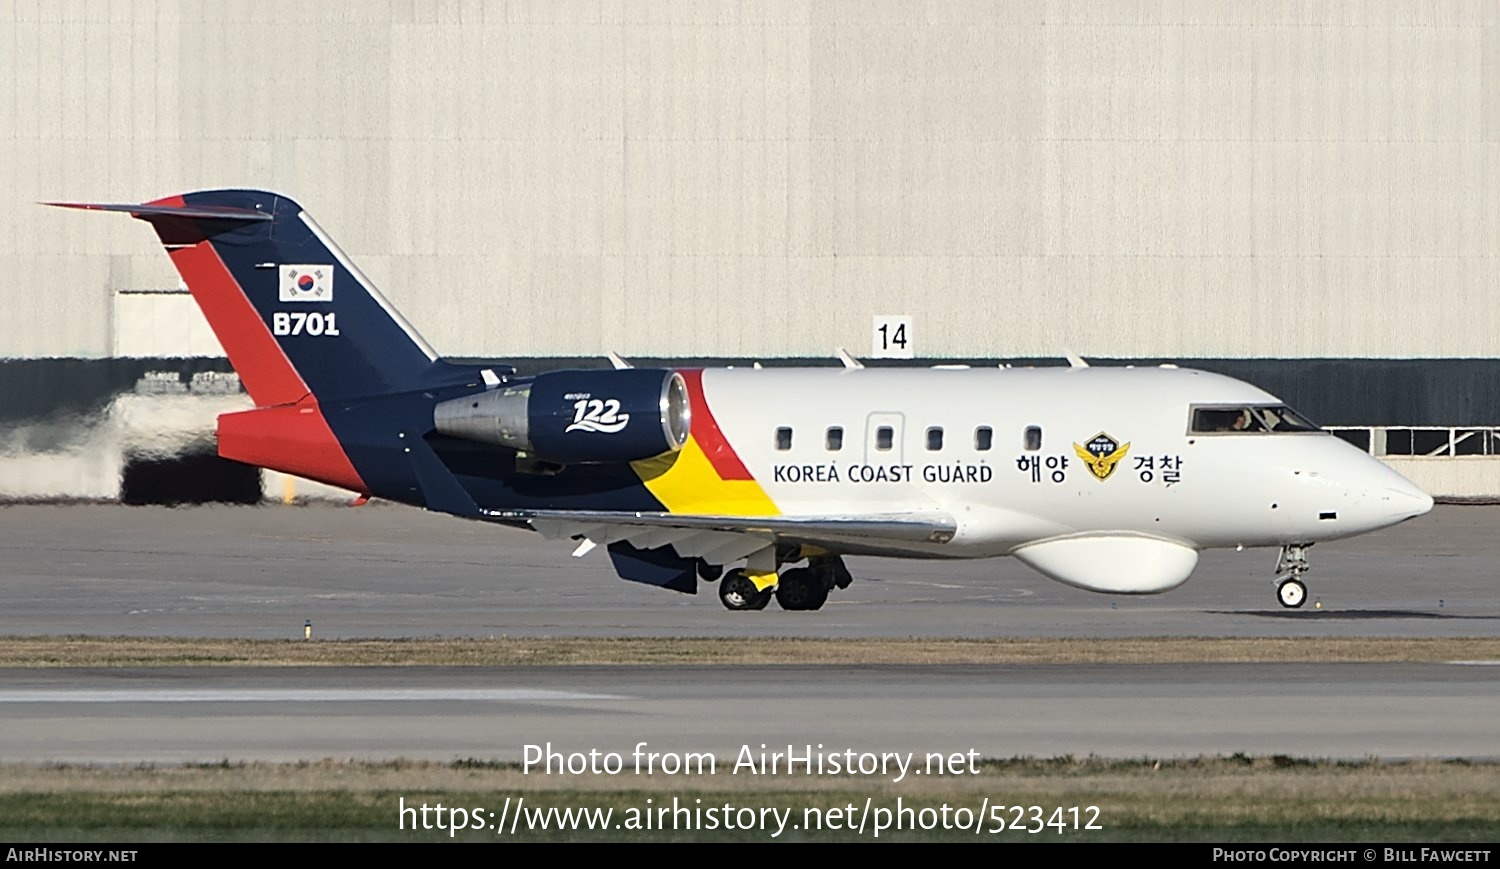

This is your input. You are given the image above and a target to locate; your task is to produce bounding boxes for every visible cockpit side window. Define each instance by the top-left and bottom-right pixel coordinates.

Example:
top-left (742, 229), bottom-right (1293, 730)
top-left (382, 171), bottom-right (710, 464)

top-left (1257, 406), bottom-right (1321, 433)
top-left (1190, 405), bottom-right (1322, 435)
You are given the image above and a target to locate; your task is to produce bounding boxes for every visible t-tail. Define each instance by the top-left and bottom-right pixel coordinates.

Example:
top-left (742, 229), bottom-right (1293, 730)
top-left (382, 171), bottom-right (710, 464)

top-left (50, 190), bottom-right (445, 404)
top-left (49, 190), bottom-right (480, 494)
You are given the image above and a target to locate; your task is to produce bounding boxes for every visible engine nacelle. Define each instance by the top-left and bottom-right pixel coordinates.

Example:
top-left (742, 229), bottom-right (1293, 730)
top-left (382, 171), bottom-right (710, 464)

top-left (434, 369), bottom-right (691, 464)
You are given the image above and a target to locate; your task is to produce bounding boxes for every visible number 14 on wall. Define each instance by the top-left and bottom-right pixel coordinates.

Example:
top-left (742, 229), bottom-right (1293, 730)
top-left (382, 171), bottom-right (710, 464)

top-left (872, 315), bottom-right (914, 359)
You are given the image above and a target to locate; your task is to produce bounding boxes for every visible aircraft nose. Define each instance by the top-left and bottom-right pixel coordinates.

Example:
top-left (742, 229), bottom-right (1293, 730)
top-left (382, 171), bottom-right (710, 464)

top-left (1359, 457), bottom-right (1434, 523)
top-left (1377, 481), bottom-right (1434, 522)
top-left (1293, 446), bottom-right (1435, 537)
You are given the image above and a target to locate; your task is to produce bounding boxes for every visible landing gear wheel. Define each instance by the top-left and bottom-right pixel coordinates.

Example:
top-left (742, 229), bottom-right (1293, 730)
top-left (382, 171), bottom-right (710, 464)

top-left (1274, 544), bottom-right (1312, 609)
top-left (1277, 578), bottom-right (1307, 609)
top-left (774, 568), bottom-right (829, 611)
top-left (719, 570), bottom-right (771, 611)
top-left (697, 560), bottom-right (723, 582)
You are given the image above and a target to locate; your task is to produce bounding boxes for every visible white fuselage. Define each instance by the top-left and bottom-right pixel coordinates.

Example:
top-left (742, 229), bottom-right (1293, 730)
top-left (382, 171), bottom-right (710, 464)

top-left (702, 366), bottom-right (1431, 560)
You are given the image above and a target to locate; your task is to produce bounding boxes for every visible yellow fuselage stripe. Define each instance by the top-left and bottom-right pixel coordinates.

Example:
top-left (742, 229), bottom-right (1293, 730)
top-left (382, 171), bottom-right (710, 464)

top-left (632, 436), bottom-right (779, 517)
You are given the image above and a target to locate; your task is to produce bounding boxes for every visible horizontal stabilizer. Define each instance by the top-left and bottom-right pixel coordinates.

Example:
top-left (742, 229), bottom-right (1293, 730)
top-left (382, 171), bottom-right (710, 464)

top-left (43, 201), bottom-right (274, 222)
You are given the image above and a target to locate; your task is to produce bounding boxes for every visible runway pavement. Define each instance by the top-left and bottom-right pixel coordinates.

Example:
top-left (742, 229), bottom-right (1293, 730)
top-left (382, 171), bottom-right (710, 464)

top-left (0, 663), bottom-right (1496, 763)
top-left (0, 503), bottom-right (1496, 639)
top-left (1, 503), bottom-right (1496, 762)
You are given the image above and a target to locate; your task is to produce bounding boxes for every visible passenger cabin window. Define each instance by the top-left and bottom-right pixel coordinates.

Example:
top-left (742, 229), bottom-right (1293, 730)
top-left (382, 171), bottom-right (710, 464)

top-left (926, 427), bottom-right (944, 451)
top-left (826, 426), bottom-right (844, 451)
top-left (876, 426), bottom-right (894, 451)
top-left (975, 426), bottom-right (993, 451)
top-left (775, 427), bottom-right (792, 450)
top-left (1191, 406), bottom-right (1321, 435)
top-left (1024, 425), bottom-right (1042, 451)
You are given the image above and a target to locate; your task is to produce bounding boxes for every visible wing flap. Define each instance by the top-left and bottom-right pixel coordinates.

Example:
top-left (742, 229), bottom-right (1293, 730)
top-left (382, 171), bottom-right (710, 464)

top-left (529, 517), bottom-right (772, 562)
top-left (496, 508), bottom-right (957, 550)
top-left (509, 510), bottom-right (956, 572)
top-left (693, 534), bottom-right (776, 564)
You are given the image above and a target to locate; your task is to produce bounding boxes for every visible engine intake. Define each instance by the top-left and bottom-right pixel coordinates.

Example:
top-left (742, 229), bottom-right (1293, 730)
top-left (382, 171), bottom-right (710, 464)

top-left (434, 369), bottom-right (691, 464)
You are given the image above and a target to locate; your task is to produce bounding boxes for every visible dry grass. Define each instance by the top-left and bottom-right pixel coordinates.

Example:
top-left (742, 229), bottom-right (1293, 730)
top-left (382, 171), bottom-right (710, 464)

top-left (0, 635), bottom-right (1497, 668)
top-left (0, 757), bottom-right (1495, 841)
top-left (0, 756), bottom-right (1494, 799)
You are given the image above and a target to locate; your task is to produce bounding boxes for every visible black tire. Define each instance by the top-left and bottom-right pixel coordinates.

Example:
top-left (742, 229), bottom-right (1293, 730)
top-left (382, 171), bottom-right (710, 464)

top-left (775, 568), bottom-right (828, 611)
top-left (697, 560), bottom-right (724, 582)
top-left (719, 570), bottom-right (771, 611)
top-left (1277, 578), bottom-right (1307, 609)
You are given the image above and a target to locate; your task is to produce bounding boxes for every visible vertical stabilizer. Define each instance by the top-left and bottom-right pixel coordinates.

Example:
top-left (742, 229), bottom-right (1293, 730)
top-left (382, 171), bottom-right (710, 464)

top-left (51, 191), bottom-right (438, 406)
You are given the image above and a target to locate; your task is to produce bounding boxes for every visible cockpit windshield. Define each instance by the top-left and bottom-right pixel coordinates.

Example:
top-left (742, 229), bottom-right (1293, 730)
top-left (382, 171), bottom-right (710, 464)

top-left (1190, 405), bottom-right (1322, 435)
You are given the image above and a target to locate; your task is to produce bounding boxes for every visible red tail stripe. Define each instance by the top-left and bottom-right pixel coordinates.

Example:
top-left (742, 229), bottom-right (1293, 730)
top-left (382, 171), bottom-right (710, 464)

top-left (153, 195), bottom-right (308, 408)
top-left (216, 398), bottom-right (368, 494)
top-left (680, 369), bottom-right (753, 481)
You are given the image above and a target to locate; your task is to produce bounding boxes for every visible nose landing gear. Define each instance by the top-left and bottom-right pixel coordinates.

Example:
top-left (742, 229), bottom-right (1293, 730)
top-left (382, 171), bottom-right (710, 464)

top-left (1274, 543), bottom-right (1312, 609)
top-left (1276, 576), bottom-right (1307, 608)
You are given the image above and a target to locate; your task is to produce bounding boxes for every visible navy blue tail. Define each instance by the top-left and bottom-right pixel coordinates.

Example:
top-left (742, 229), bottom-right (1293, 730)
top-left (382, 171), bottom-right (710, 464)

top-left (54, 190), bottom-right (455, 406)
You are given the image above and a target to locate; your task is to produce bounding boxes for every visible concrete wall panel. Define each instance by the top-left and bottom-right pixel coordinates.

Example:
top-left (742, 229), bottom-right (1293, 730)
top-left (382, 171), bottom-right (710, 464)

top-left (1, 1), bottom-right (1496, 360)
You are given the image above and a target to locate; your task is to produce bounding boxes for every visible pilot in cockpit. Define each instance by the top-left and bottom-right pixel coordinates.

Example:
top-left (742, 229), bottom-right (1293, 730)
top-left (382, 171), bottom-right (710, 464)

top-left (1194, 405), bottom-right (1315, 435)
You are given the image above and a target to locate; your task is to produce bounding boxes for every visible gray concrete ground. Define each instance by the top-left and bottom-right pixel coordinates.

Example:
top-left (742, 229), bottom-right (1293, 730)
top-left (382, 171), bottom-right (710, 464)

top-left (1, 504), bottom-right (1495, 763)
top-left (0, 503), bottom-right (1494, 639)
top-left (0, 663), bottom-right (1496, 763)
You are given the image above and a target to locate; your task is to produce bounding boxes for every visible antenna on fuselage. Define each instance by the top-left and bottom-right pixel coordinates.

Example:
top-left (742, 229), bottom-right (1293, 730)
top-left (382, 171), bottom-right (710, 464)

top-left (1064, 351), bottom-right (1089, 369)
top-left (835, 348), bottom-right (864, 369)
top-left (606, 352), bottom-right (633, 370)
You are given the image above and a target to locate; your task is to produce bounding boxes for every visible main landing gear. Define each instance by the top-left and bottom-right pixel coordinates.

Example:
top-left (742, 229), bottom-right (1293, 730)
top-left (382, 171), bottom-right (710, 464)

top-left (714, 556), bottom-right (853, 612)
top-left (717, 569), bottom-right (771, 611)
top-left (1274, 543), bottom-right (1312, 609)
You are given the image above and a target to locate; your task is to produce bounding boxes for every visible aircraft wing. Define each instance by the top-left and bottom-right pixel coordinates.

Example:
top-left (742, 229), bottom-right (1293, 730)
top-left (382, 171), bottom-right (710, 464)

top-left (491, 509), bottom-right (958, 562)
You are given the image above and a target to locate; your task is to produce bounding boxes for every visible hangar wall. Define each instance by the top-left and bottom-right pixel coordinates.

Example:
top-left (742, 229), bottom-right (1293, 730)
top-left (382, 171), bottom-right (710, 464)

top-left (3, 1), bottom-right (1497, 361)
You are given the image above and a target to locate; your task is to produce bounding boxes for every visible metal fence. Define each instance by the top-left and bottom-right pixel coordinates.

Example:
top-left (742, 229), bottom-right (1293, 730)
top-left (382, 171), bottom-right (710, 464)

top-left (1325, 427), bottom-right (1500, 458)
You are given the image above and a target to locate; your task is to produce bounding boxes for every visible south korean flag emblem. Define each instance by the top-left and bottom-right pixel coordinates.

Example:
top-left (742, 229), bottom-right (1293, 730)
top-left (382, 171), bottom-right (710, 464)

top-left (279, 265), bottom-right (335, 302)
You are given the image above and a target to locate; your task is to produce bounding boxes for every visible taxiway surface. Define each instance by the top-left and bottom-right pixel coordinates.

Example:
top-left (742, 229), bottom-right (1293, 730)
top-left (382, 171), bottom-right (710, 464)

top-left (0, 503), bottom-right (1495, 639)
top-left (2, 504), bottom-right (1496, 762)
top-left (1, 663), bottom-right (1496, 763)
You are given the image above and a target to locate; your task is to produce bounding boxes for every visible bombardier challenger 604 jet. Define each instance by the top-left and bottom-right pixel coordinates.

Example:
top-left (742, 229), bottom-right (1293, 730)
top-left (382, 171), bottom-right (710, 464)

top-left (54, 191), bottom-right (1433, 611)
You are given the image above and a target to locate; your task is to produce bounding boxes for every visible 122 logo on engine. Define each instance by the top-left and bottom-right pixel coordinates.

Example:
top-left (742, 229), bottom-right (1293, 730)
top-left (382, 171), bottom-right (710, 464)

top-left (566, 399), bottom-right (630, 434)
